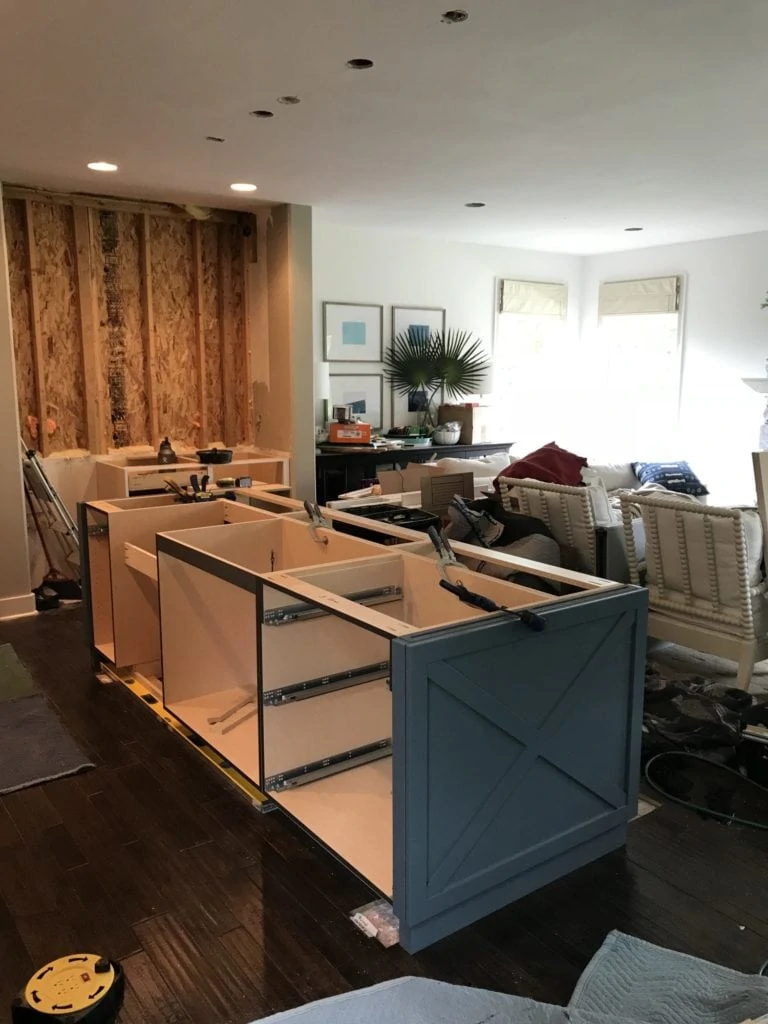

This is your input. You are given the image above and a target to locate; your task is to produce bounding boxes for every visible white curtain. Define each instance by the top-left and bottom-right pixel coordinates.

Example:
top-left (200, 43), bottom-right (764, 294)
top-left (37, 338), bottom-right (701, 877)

top-left (598, 276), bottom-right (680, 317)
top-left (500, 280), bottom-right (568, 317)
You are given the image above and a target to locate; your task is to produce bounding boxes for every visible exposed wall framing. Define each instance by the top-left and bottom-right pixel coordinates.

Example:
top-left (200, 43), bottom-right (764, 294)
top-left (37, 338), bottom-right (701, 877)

top-left (4, 187), bottom-right (256, 454)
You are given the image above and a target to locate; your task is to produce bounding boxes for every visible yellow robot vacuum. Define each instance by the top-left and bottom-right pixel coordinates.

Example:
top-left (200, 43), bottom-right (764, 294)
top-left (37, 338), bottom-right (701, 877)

top-left (12, 954), bottom-right (124, 1023)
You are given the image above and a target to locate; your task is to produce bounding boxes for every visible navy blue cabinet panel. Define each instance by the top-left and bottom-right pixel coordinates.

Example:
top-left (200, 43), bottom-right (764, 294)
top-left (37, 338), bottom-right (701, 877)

top-left (391, 587), bottom-right (647, 952)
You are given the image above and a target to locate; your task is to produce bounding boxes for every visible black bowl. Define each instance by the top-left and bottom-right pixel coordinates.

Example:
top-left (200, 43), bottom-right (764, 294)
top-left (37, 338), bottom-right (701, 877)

top-left (196, 448), bottom-right (233, 465)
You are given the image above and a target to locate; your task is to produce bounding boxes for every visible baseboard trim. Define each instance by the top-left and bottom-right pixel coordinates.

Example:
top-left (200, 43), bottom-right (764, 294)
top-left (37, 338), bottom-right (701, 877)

top-left (0, 593), bottom-right (36, 620)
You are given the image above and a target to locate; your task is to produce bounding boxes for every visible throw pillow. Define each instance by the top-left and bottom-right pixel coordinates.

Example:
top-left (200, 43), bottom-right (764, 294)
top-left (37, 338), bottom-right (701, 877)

top-left (495, 441), bottom-right (588, 489)
top-left (632, 461), bottom-right (709, 496)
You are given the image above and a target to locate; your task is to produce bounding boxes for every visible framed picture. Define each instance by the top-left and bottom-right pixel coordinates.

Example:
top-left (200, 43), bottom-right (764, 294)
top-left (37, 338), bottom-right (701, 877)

top-left (330, 374), bottom-right (384, 430)
top-left (392, 305), bottom-right (446, 343)
top-left (390, 389), bottom-right (421, 432)
top-left (323, 302), bottom-right (383, 362)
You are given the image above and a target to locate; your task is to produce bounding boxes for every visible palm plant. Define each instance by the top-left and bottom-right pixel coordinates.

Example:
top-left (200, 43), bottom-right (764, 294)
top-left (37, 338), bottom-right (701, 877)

top-left (383, 328), bottom-right (490, 431)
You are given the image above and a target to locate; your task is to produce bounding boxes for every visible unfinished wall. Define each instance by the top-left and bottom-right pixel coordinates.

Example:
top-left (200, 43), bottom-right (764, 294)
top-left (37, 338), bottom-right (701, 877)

top-left (4, 188), bottom-right (256, 456)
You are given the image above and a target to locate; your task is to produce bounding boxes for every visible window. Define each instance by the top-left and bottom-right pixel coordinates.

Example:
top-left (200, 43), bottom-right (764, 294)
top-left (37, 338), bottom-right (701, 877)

top-left (491, 276), bottom-right (683, 458)
top-left (592, 276), bottom-right (682, 458)
top-left (493, 309), bottom-right (577, 451)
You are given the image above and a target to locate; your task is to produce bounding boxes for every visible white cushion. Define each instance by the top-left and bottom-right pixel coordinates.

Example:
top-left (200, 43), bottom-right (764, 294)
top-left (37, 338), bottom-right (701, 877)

top-left (581, 468), bottom-right (620, 527)
top-left (433, 454), bottom-right (513, 479)
top-left (589, 462), bottom-right (639, 491)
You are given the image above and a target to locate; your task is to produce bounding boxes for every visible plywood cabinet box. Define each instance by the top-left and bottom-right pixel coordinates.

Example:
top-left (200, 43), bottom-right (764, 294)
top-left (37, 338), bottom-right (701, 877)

top-left (94, 449), bottom-right (290, 499)
top-left (80, 492), bottom-right (648, 952)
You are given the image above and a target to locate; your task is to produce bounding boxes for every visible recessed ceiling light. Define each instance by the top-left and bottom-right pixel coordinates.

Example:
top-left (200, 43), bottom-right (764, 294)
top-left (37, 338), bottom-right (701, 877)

top-left (206, 135), bottom-right (225, 143)
top-left (624, 226), bottom-right (643, 232)
top-left (441, 9), bottom-right (469, 23)
top-left (346, 58), bottom-right (374, 70)
top-left (250, 109), bottom-right (275, 118)
top-left (230, 183), bottom-right (258, 192)
top-left (87, 161), bottom-right (118, 172)
top-left (465, 201), bottom-right (486, 208)
top-left (277, 95), bottom-right (301, 105)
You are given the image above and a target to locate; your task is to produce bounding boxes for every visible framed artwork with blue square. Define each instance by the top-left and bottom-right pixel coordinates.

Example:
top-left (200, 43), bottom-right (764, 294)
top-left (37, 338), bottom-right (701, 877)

top-left (323, 302), bottom-right (383, 362)
top-left (329, 374), bottom-right (384, 430)
top-left (392, 305), bottom-right (446, 344)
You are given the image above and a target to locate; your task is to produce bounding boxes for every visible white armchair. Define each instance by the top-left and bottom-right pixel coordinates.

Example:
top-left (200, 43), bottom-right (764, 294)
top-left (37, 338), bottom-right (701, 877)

top-left (619, 492), bottom-right (768, 690)
top-left (498, 477), bottom-right (598, 573)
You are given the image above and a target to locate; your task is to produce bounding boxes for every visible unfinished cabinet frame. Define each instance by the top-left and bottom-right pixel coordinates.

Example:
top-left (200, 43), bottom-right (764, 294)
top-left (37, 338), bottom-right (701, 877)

top-left (154, 514), bottom-right (648, 952)
top-left (94, 449), bottom-right (290, 499)
top-left (78, 494), bottom-right (287, 680)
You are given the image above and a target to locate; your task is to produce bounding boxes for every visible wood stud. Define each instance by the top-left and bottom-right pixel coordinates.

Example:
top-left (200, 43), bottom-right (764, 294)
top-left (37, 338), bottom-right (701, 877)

top-left (72, 206), bottom-right (106, 453)
top-left (217, 223), bottom-right (236, 446)
top-left (138, 213), bottom-right (160, 448)
top-left (22, 200), bottom-right (48, 456)
top-left (191, 221), bottom-right (208, 448)
top-left (242, 219), bottom-right (254, 444)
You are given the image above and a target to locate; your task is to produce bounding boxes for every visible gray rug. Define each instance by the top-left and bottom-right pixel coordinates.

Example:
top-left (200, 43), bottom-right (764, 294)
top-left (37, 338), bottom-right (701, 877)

top-left (0, 643), bottom-right (39, 702)
top-left (252, 930), bottom-right (768, 1024)
top-left (0, 691), bottom-right (94, 795)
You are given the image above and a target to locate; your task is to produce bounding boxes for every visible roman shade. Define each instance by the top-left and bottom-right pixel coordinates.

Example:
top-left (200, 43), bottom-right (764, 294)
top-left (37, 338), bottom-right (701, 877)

top-left (499, 279), bottom-right (568, 317)
top-left (598, 276), bottom-right (680, 317)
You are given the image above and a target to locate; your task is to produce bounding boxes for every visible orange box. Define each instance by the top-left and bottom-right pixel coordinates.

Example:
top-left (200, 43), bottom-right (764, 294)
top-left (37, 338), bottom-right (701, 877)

top-left (328, 422), bottom-right (372, 444)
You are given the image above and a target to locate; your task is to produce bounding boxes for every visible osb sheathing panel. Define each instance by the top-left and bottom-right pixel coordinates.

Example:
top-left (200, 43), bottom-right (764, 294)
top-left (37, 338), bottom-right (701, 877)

top-left (3, 199), bottom-right (36, 445)
top-left (201, 221), bottom-right (224, 443)
top-left (32, 202), bottom-right (87, 451)
top-left (91, 211), bottom-right (146, 446)
top-left (5, 193), bottom-right (253, 454)
top-left (149, 217), bottom-right (198, 447)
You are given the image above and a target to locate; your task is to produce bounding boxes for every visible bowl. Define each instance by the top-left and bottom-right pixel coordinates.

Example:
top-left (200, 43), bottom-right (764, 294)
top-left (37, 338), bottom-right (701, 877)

top-left (196, 447), bottom-right (233, 465)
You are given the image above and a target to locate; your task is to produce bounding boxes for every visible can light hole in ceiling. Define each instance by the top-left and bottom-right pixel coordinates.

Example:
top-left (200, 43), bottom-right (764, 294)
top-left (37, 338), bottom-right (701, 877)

top-left (87, 161), bottom-right (118, 172)
top-left (250, 110), bottom-right (275, 118)
top-left (441, 9), bottom-right (469, 23)
top-left (277, 96), bottom-right (301, 105)
top-left (206, 135), bottom-right (225, 143)
top-left (624, 226), bottom-right (643, 232)
top-left (465, 201), bottom-right (486, 208)
top-left (231, 183), bottom-right (258, 192)
top-left (346, 58), bottom-right (374, 69)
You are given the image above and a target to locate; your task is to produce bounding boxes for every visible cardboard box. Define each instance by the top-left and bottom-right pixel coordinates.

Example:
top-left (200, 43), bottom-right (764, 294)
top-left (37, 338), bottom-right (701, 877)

top-left (438, 404), bottom-right (494, 445)
top-left (377, 462), bottom-right (440, 495)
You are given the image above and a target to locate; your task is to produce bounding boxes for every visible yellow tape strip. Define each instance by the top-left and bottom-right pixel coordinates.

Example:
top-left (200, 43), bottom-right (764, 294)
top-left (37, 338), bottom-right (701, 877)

top-left (100, 663), bottom-right (269, 808)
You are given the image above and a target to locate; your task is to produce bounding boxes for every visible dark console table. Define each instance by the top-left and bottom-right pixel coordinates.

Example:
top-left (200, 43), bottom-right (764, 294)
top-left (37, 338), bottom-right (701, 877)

top-left (315, 441), bottom-right (514, 504)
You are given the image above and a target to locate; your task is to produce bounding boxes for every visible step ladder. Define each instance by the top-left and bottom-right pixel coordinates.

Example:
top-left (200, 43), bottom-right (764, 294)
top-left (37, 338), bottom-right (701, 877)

top-left (21, 439), bottom-right (80, 578)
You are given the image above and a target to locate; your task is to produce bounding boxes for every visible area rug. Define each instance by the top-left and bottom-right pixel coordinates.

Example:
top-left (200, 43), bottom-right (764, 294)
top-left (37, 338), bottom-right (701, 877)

top-left (0, 646), bottom-right (93, 794)
top-left (251, 930), bottom-right (768, 1024)
top-left (0, 643), bottom-right (39, 702)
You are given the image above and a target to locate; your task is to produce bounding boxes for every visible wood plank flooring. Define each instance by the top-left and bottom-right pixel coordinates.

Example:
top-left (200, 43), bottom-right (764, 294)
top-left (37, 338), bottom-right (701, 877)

top-left (1, 606), bottom-right (767, 1022)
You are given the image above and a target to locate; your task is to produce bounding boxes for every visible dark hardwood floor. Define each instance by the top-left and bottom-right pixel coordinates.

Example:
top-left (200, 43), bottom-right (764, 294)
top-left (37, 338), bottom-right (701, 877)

top-left (1, 606), bottom-right (767, 1022)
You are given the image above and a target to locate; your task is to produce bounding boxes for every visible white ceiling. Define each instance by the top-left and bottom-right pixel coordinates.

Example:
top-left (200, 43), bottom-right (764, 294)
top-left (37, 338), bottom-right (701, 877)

top-left (3, 0), bottom-right (768, 254)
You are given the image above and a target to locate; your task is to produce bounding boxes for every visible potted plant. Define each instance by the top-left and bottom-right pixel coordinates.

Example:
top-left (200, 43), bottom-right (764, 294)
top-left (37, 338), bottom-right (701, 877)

top-left (383, 328), bottom-right (490, 438)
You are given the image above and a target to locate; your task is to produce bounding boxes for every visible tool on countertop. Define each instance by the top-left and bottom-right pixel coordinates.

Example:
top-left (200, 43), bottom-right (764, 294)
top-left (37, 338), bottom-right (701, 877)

top-left (427, 525), bottom-right (545, 631)
top-left (304, 500), bottom-right (331, 544)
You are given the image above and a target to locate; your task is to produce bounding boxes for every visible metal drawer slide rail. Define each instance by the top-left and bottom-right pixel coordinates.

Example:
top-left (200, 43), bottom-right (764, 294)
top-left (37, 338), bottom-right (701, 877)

top-left (263, 661), bottom-right (390, 705)
top-left (265, 739), bottom-right (392, 792)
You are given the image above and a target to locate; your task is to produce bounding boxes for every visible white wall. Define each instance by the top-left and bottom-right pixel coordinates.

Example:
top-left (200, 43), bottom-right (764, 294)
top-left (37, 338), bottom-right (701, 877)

top-left (312, 221), bottom-right (583, 432)
top-left (582, 231), bottom-right (768, 503)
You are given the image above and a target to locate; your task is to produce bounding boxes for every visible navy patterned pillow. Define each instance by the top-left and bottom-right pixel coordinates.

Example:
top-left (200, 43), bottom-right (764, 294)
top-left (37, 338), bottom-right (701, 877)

top-left (632, 461), bottom-right (709, 496)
